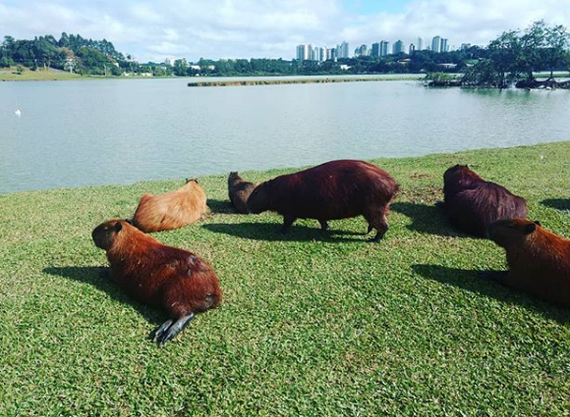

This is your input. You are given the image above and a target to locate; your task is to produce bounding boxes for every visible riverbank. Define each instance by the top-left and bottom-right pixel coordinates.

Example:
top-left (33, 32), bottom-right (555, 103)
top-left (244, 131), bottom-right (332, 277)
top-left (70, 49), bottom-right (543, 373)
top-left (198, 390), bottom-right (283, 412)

top-left (187, 75), bottom-right (422, 87)
top-left (1, 141), bottom-right (569, 416)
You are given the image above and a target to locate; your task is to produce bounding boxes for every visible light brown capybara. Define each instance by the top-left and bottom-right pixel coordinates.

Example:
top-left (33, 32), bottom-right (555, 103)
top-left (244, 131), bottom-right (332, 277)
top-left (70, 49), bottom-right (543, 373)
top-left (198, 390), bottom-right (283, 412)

top-left (228, 172), bottom-right (255, 214)
top-left (92, 219), bottom-right (222, 345)
top-left (247, 159), bottom-right (399, 241)
top-left (133, 178), bottom-right (207, 233)
top-left (440, 165), bottom-right (527, 237)
top-left (488, 218), bottom-right (570, 308)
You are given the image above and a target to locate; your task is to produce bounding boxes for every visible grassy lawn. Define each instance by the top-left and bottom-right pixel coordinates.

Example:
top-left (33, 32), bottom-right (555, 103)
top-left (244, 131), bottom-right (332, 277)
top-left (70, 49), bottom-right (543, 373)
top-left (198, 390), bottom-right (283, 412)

top-left (0, 67), bottom-right (85, 81)
top-left (1, 142), bottom-right (569, 416)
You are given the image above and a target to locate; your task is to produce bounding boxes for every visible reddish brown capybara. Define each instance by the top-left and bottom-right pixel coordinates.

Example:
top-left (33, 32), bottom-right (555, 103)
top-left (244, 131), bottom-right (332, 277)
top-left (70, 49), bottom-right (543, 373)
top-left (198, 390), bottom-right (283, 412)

top-left (92, 219), bottom-right (222, 345)
top-left (440, 164), bottom-right (527, 237)
top-left (228, 172), bottom-right (256, 214)
top-left (246, 159), bottom-right (399, 241)
top-left (488, 219), bottom-right (570, 308)
top-left (133, 178), bottom-right (207, 233)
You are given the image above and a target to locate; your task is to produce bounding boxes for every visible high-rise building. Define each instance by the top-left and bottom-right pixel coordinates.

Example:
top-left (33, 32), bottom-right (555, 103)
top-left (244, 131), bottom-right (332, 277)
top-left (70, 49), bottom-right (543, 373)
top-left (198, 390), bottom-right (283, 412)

top-left (355, 44), bottom-right (368, 57)
top-left (460, 43), bottom-right (472, 51)
top-left (393, 40), bottom-right (405, 54)
top-left (431, 36), bottom-right (441, 53)
top-left (371, 43), bottom-right (380, 57)
top-left (440, 38), bottom-right (448, 52)
top-left (380, 41), bottom-right (389, 56)
top-left (326, 48), bottom-right (336, 60)
top-left (417, 37), bottom-right (423, 51)
top-left (296, 44), bottom-right (310, 61)
top-left (336, 41), bottom-right (350, 59)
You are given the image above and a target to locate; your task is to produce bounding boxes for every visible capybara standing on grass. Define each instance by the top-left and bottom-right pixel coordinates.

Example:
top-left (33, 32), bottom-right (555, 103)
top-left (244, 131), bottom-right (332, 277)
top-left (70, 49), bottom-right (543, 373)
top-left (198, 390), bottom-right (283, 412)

top-left (133, 178), bottom-right (207, 233)
top-left (228, 172), bottom-right (255, 214)
top-left (247, 160), bottom-right (399, 241)
top-left (488, 219), bottom-right (570, 308)
top-left (92, 219), bottom-right (222, 345)
top-left (440, 165), bottom-right (527, 237)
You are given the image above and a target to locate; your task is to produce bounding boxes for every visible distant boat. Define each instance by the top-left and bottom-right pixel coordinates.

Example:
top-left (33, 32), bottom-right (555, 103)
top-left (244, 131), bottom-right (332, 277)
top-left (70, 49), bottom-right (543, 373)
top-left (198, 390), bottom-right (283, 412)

top-left (15, 109), bottom-right (21, 117)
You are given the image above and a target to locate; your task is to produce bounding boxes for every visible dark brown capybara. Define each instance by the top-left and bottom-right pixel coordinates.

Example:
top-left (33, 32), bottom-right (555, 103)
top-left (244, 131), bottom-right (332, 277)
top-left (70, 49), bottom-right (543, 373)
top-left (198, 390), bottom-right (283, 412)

top-left (440, 164), bottom-right (527, 237)
top-left (92, 219), bottom-right (222, 345)
top-left (228, 172), bottom-right (255, 214)
top-left (246, 159), bottom-right (399, 241)
top-left (133, 178), bottom-right (207, 233)
top-left (488, 219), bottom-right (570, 308)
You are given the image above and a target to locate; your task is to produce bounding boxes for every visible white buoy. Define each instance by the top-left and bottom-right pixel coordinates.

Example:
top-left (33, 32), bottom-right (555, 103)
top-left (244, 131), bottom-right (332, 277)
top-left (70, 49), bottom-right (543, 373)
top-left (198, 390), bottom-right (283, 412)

top-left (15, 109), bottom-right (21, 117)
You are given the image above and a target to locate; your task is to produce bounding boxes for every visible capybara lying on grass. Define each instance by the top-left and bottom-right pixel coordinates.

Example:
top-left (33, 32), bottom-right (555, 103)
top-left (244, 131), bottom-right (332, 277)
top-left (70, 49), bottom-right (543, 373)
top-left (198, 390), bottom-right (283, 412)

top-left (488, 219), bottom-right (570, 308)
top-left (440, 165), bottom-right (527, 237)
top-left (228, 172), bottom-right (255, 214)
top-left (92, 219), bottom-right (222, 345)
top-left (247, 159), bottom-right (399, 241)
top-left (133, 178), bottom-right (207, 233)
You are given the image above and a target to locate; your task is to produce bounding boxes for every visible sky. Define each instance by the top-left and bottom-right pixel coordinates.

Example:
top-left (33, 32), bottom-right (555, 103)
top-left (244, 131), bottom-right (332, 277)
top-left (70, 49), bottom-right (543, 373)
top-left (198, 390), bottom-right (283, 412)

top-left (1, 0), bottom-right (569, 62)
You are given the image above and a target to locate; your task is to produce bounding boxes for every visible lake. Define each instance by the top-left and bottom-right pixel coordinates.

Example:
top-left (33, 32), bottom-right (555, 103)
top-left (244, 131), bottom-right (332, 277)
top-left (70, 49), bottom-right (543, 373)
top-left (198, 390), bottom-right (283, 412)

top-left (1, 76), bottom-right (569, 194)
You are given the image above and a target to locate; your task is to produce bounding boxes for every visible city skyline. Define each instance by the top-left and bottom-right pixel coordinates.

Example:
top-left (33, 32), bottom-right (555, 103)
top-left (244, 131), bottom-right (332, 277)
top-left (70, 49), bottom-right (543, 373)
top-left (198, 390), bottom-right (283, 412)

top-left (0, 0), bottom-right (569, 62)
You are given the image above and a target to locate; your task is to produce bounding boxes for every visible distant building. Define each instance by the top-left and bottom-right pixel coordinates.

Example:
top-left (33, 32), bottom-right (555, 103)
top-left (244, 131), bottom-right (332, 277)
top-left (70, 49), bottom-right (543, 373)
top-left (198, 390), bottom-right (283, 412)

top-left (326, 48), bottom-right (336, 60)
top-left (431, 36), bottom-right (441, 53)
top-left (336, 41), bottom-right (350, 59)
top-left (380, 40), bottom-right (389, 56)
top-left (417, 37), bottom-right (423, 51)
top-left (296, 44), bottom-right (310, 61)
top-left (371, 43), bottom-right (380, 57)
top-left (441, 38), bottom-right (448, 52)
top-left (409, 43), bottom-right (416, 54)
top-left (392, 40), bottom-right (405, 54)
top-left (355, 44), bottom-right (368, 57)
top-left (460, 43), bottom-right (472, 50)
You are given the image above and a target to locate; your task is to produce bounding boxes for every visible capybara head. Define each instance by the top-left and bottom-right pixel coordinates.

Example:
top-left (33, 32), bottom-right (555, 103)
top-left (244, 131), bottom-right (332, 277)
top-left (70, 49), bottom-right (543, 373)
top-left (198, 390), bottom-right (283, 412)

top-left (487, 218), bottom-right (540, 248)
top-left (228, 172), bottom-right (241, 184)
top-left (92, 219), bottom-right (131, 250)
top-left (247, 183), bottom-right (271, 214)
top-left (443, 164), bottom-right (484, 193)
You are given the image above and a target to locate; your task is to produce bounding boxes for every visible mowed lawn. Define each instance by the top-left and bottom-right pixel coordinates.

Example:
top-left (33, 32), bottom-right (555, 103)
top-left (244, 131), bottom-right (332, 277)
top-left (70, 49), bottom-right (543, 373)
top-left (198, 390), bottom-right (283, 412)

top-left (1, 142), bottom-right (569, 417)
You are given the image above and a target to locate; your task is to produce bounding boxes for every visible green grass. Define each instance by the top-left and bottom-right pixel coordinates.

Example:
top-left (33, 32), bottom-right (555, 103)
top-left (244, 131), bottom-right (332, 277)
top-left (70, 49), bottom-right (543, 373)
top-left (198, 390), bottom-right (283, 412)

top-left (1, 142), bottom-right (569, 416)
top-left (0, 67), bottom-right (85, 81)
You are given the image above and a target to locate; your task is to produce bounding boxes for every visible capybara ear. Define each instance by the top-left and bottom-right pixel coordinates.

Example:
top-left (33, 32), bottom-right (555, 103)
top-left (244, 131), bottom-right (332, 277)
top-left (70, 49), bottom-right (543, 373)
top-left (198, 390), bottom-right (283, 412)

top-left (115, 222), bottom-right (123, 232)
top-left (524, 223), bottom-right (537, 234)
top-left (534, 220), bottom-right (541, 226)
top-left (125, 218), bottom-right (133, 225)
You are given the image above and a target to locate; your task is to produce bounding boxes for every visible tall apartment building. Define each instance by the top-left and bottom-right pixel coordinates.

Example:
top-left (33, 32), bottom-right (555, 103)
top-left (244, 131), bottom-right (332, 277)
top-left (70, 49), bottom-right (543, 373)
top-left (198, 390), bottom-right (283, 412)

top-left (440, 38), bottom-right (448, 52)
top-left (431, 36), bottom-right (441, 53)
top-left (380, 41), bottom-right (389, 56)
top-left (392, 40), bottom-right (405, 54)
top-left (336, 41), bottom-right (350, 59)
top-left (371, 43), bottom-right (380, 57)
top-left (296, 44), bottom-right (310, 61)
top-left (417, 37), bottom-right (423, 51)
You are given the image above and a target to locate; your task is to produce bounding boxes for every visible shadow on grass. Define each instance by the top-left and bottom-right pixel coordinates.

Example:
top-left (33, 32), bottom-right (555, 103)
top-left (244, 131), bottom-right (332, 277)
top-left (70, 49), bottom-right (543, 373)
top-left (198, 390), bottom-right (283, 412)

top-left (541, 198), bottom-right (570, 211)
top-left (43, 266), bottom-right (164, 329)
top-left (413, 264), bottom-right (569, 324)
top-left (391, 202), bottom-right (460, 237)
top-left (203, 222), bottom-right (370, 243)
top-left (207, 198), bottom-right (238, 215)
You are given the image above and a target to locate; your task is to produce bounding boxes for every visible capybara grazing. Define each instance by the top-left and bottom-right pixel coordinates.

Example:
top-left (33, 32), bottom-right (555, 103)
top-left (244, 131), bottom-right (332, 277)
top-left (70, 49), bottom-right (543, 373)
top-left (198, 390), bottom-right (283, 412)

top-left (440, 164), bottom-right (527, 237)
top-left (92, 219), bottom-right (222, 345)
top-left (247, 160), bottom-right (399, 241)
top-left (228, 172), bottom-right (255, 214)
top-left (133, 178), bottom-right (207, 233)
top-left (488, 219), bottom-right (570, 308)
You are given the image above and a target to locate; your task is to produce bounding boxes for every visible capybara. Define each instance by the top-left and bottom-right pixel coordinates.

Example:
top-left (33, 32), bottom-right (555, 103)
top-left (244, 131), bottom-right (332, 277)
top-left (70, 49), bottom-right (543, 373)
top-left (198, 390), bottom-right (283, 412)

top-left (228, 172), bottom-right (255, 214)
top-left (440, 164), bottom-right (527, 237)
top-left (133, 178), bottom-right (207, 233)
top-left (247, 160), bottom-right (399, 241)
top-left (488, 219), bottom-right (570, 308)
top-left (92, 219), bottom-right (222, 345)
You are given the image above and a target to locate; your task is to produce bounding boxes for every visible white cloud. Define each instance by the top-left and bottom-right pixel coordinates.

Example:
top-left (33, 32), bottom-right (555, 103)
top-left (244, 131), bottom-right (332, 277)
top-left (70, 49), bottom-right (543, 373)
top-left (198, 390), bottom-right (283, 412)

top-left (0, 0), bottom-right (568, 61)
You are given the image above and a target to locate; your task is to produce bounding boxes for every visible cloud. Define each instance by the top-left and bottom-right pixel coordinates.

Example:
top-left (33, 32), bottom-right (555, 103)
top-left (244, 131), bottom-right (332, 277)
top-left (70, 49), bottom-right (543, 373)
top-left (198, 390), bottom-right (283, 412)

top-left (0, 0), bottom-right (568, 62)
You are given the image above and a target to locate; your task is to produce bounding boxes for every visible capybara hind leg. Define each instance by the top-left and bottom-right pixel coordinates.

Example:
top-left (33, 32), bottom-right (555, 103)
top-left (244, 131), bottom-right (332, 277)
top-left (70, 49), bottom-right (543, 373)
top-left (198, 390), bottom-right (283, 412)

top-left (366, 224), bottom-right (373, 235)
top-left (319, 219), bottom-right (329, 231)
top-left (156, 313), bottom-right (195, 346)
top-left (281, 215), bottom-right (296, 234)
top-left (365, 211), bottom-right (389, 242)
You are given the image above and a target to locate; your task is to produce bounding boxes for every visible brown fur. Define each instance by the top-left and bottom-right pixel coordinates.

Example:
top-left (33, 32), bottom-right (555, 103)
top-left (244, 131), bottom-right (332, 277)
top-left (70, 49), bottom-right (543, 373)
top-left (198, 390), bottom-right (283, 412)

top-left (441, 165), bottom-right (528, 237)
top-left (228, 172), bottom-right (255, 214)
top-left (133, 179), bottom-right (207, 232)
top-left (488, 219), bottom-right (570, 308)
top-left (92, 219), bottom-right (222, 335)
top-left (247, 160), bottom-right (399, 241)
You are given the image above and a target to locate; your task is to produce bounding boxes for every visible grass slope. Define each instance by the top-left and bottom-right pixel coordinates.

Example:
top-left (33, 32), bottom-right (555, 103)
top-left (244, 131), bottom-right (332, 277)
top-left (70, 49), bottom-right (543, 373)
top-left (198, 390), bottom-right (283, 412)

top-left (0, 67), bottom-right (84, 81)
top-left (1, 142), bottom-right (569, 416)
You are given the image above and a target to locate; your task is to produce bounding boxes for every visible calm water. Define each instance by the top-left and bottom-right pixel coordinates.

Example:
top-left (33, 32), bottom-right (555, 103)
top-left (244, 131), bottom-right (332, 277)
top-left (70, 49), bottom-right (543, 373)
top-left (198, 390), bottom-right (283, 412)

top-left (1, 76), bottom-right (569, 194)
